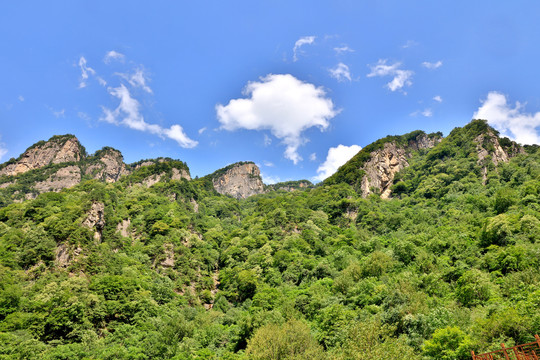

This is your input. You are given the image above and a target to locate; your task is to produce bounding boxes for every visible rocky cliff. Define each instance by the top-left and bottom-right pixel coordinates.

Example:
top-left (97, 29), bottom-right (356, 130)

top-left (326, 132), bottom-right (442, 198)
top-left (0, 135), bottom-right (83, 177)
top-left (85, 147), bottom-right (129, 183)
top-left (0, 135), bottom-right (191, 203)
top-left (474, 130), bottom-right (525, 183)
top-left (211, 162), bottom-right (265, 199)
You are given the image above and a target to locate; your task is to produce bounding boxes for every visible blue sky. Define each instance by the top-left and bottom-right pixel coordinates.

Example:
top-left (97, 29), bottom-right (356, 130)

top-left (2, 1), bottom-right (540, 183)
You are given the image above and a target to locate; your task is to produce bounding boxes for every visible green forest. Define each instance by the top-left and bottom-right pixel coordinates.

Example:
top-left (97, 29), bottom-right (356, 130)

top-left (0, 120), bottom-right (539, 359)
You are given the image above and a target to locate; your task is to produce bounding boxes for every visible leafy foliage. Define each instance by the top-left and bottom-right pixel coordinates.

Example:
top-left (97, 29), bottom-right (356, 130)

top-left (0, 120), bottom-right (539, 358)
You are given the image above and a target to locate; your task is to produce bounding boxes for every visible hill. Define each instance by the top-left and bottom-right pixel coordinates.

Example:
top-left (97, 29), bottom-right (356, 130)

top-left (0, 120), bottom-right (539, 359)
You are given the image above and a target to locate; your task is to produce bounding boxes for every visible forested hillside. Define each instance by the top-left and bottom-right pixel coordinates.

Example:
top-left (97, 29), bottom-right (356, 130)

top-left (0, 120), bottom-right (539, 359)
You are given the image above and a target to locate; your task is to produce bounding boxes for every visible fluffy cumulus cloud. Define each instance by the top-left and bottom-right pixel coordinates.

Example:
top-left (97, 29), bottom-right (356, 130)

top-left (104, 50), bottom-right (125, 64)
top-left (474, 91), bottom-right (540, 145)
top-left (422, 60), bottom-right (443, 69)
top-left (367, 60), bottom-right (413, 92)
top-left (315, 144), bottom-right (362, 182)
top-left (216, 74), bottom-right (337, 164)
top-left (78, 56), bottom-right (96, 88)
top-left (293, 36), bottom-right (316, 61)
top-left (433, 95), bottom-right (443, 103)
top-left (329, 63), bottom-right (352, 82)
top-left (101, 84), bottom-right (198, 148)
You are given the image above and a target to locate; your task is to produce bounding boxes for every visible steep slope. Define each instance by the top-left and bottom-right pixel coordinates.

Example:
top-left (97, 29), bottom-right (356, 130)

top-left (0, 135), bottom-right (85, 177)
top-left (208, 162), bottom-right (265, 199)
top-left (325, 130), bottom-right (442, 198)
top-left (392, 119), bottom-right (525, 198)
top-left (0, 119), bottom-right (539, 359)
top-left (0, 135), bottom-right (191, 204)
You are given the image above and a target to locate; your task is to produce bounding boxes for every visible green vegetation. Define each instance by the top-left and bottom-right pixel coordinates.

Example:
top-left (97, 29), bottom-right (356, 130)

top-left (0, 120), bottom-right (539, 359)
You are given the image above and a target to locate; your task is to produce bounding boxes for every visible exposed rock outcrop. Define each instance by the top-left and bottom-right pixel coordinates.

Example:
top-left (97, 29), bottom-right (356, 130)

top-left (83, 202), bottom-right (105, 242)
top-left (360, 133), bottom-right (442, 198)
top-left (0, 135), bottom-right (83, 177)
top-left (474, 131), bottom-right (525, 183)
top-left (86, 148), bottom-right (128, 183)
top-left (34, 165), bottom-right (81, 193)
top-left (211, 162), bottom-right (265, 199)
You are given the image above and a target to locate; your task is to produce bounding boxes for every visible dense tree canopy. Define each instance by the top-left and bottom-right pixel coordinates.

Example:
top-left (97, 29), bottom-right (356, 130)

top-left (0, 121), bottom-right (539, 359)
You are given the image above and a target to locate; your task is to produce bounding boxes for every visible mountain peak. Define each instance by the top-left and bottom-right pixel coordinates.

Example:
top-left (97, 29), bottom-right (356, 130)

top-left (0, 134), bottom-right (84, 177)
top-left (210, 162), bottom-right (265, 199)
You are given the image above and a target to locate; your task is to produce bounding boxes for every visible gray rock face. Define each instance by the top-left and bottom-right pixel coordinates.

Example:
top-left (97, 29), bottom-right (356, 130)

top-left (212, 162), bottom-right (265, 199)
top-left (83, 202), bottom-right (105, 242)
top-left (34, 165), bottom-right (82, 194)
top-left (0, 136), bottom-right (82, 177)
top-left (86, 149), bottom-right (129, 183)
top-left (360, 142), bottom-right (410, 199)
top-left (360, 134), bottom-right (441, 199)
top-left (474, 131), bottom-right (525, 183)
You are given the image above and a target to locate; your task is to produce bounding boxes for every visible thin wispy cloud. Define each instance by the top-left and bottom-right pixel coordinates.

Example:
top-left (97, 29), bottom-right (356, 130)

top-left (474, 91), bottom-right (540, 145)
top-left (263, 134), bottom-right (272, 146)
top-left (410, 108), bottom-right (433, 117)
top-left (198, 127), bottom-right (207, 135)
top-left (261, 172), bottom-right (280, 185)
top-left (422, 60), bottom-right (443, 69)
top-left (117, 68), bottom-right (152, 94)
top-left (0, 136), bottom-right (7, 161)
top-left (263, 161), bottom-right (274, 167)
top-left (433, 95), bottom-right (443, 103)
top-left (367, 60), bottom-right (413, 92)
top-left (329, 62), bottom-right (352, 82)
top-left (334, 45), bottom-right (354, 54)
top-left (100, 84), bottom-right (197, 148)
top-left (309, 153), bottom-right (317, 161)
top-left (216, 74), bottom-right (337, 164)
top-left (104, 50), bottom-right (125, 64)
top-left (314, 144), bottom-right (362, 182)
top-left (401, 40), bottom-right (419, 48)
top-left (78, 56), bottom-right (96, 88)
top-left (293, 36), bottom-right (316, 62)
top-left (18, 95), bottom-right (24, 102)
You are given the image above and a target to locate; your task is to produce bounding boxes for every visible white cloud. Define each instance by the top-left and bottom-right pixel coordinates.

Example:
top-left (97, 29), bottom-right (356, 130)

top-left (410, 108), bottom-right (433, 117)
top-left (216, 74), bottom-right (337, 164)
top-left (474, 91), bottom-right (540, 145)
top-left (78, 56), bottom-right (96, 88)
top-left (367, 60), bottom-right (413, 92)
top-left (422, 60), bottom-right (443, 69)
top-left (261, 172), bottom-right (280, 184)
top-left (433, 95), bottom-right (443, 103)
top-left (402, 40), bottom-right (419, 49)
top-left (314, 144), bottom-right (362, 182)
top-left (329, 63), bottom-right (352, 82)
top-left (263, 134), bottom-right (272, 146)
top-left (309, 152), bottom-right (317, 161)
top-left (0, 137), bottom-right (7, 161)
top-left (334, 45), bottom-right (354, 54)
top-left (78, 112), bottom-right (91, 122)
top-left (198, 127), bottom-right (207, 134)
top-left (117, 68), bottom-right (152, 93)
top-left (18, 95), bottom-right (24, 102)
top-left (101, 84), bottom-right (198, 148)
top-left (293, 36), bottom-right (316, 62)
top-left (263, 161), bottom-right (274, 167)
top-left (104, 50), bottom-right (125, 64)
top-left (54, 109), bottom-right (65, 118)
top-left (163, 125), bottom-right (198, 148)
